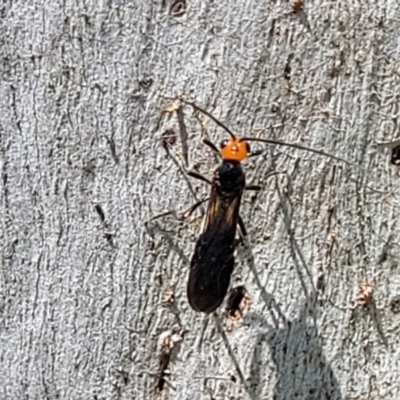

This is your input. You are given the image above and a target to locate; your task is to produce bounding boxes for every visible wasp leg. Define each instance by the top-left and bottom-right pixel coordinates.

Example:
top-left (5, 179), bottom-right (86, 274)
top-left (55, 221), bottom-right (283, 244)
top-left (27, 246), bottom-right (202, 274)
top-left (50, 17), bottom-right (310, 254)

top-left (187, 170), bottom-right (212, 185)
top-left (147, 197), bottom-right (209, 225)
top-left (233, 215), bottom-right (247, 247)
top-left (176, 103), bottom-right (189, 167)
top-left (245, 184), bottom-right (261, 191)
top-left (181, 198), bottom-right (209, 219)
top-left (238, 215), bottom-right (247, 237)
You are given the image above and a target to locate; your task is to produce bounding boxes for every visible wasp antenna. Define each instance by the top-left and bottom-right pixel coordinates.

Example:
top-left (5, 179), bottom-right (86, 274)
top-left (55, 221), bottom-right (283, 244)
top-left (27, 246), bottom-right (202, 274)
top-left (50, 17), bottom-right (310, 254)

top-left (241, 137), bottom-right (356, 167)
top-left (179, 99), bottom-right (237, 140)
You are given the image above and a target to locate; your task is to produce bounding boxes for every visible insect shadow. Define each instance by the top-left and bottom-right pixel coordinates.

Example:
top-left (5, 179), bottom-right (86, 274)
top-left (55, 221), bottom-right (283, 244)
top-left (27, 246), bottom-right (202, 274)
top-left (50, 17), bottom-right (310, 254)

top-left (229, 173), bottom-right (344, 399)
top-left (243, 307), bottom-right (344, 400)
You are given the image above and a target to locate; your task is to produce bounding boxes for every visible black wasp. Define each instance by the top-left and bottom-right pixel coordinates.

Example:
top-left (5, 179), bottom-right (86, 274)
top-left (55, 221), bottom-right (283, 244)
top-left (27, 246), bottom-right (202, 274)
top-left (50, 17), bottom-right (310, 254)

top-left (161, 100), bottom-right (353, 313)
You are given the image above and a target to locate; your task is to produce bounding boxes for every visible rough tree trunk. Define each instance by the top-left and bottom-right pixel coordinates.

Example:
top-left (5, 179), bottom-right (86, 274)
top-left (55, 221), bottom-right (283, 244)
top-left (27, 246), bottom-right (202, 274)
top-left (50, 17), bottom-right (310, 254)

top-left (1, 1), bottom-right (399, 399)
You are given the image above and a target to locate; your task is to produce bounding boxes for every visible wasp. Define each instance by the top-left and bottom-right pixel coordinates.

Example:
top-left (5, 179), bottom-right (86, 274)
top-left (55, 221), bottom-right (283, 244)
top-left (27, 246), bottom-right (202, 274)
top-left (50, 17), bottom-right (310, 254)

top-left (187, 138), bottom-right (249, 313)
top-left (159, 100), bottom-right (355, 314)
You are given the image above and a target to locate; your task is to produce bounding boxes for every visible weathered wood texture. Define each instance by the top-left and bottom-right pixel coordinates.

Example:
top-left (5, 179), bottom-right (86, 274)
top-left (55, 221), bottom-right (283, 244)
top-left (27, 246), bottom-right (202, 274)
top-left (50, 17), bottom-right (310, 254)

top-left (1, 1), bottom-right (400, 399)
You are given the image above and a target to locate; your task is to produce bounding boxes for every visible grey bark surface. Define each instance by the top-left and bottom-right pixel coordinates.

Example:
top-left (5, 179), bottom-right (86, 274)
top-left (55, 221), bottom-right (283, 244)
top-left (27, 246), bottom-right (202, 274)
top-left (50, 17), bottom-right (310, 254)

top-left (1, 1), bottom-right (400, 399)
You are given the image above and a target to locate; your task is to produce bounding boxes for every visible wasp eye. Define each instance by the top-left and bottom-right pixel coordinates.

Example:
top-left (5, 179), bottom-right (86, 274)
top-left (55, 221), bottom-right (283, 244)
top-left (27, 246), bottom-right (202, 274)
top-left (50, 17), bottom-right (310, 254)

top-left (245, 142), bottom-right (251, 154)
top-left (220, 139), bottom-right (230, 149)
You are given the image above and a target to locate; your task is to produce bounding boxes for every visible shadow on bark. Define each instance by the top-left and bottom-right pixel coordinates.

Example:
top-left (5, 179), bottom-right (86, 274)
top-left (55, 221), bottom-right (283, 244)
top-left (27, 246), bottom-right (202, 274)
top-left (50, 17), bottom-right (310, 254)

top-left (237, 176), bottom-right (343, 399)
top-left (239, 238), bottom-right (343, 399)
top-left (244, 311), bottom-right (343, 400)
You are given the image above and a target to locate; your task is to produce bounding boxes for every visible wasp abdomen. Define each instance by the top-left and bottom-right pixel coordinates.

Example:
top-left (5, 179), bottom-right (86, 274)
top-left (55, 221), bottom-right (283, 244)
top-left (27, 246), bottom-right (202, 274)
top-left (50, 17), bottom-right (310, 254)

top-left (188, 237), bottom-right (235, 313)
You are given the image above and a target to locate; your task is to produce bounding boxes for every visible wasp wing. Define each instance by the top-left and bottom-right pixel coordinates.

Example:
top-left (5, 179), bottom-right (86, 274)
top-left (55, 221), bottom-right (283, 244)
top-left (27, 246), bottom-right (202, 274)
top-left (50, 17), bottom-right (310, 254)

top-left (187, 189), bottom-right (243, 313)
